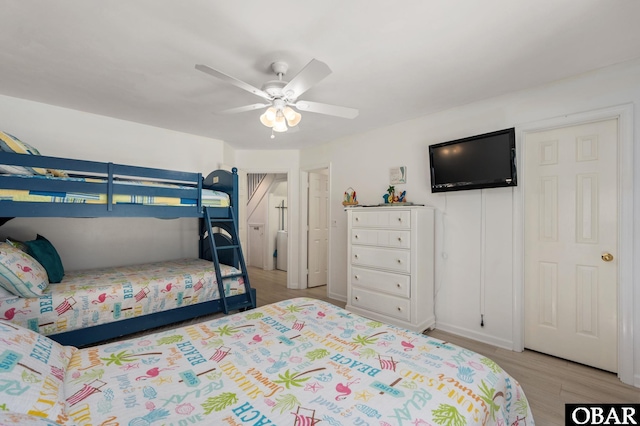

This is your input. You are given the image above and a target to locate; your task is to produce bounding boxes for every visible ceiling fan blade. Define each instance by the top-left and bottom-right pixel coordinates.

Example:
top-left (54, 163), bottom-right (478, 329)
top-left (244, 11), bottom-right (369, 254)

top-left (195, 64), bottom-right (271, 101)
top-left (282, 59), bottom-right (332, 99)
top-left (294, 100), bottom-right (359, 119)
top-left (219, 103), bottom-right (271, 114)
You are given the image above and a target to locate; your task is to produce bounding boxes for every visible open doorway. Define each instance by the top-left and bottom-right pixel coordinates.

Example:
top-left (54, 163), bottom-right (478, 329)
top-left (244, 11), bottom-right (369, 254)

top-left (244, 171), bottom-right (288, 287)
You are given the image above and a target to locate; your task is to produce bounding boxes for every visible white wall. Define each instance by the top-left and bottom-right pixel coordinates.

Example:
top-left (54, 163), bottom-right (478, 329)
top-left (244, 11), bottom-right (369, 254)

top-left (301, 58), bottom-right (640, 383)
top-left (0, 95), bottom-right (227, 270)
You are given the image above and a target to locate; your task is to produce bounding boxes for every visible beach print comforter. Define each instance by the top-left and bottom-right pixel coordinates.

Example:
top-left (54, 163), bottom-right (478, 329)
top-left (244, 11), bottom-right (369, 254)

top-left (2, 297), bottom-right (534, 425)
top-left (0, 258), bottom-right (245, 337)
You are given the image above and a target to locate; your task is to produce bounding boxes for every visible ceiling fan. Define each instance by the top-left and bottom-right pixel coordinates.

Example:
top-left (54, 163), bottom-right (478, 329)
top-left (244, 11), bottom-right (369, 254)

top-left (195, 59), bottom-right (359, 136)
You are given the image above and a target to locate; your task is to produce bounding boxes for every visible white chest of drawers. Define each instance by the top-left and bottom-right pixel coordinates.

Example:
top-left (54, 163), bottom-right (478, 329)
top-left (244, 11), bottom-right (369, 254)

top-left (346, 206), bottom-right (435, 333)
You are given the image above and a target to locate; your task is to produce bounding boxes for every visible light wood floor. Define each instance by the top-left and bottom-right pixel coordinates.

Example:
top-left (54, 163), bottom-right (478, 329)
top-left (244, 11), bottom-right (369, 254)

top-left (248, 267), bottom-right (640, 426)
top-left (248, 266), bottom-right (341, 306)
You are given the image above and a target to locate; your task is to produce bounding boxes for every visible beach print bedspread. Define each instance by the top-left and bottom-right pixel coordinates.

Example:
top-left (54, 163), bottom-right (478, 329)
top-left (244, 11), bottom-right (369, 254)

top-left (54, 297), bottom-right (533, 425)
top-left (0, 258), bottom-right (245, 336)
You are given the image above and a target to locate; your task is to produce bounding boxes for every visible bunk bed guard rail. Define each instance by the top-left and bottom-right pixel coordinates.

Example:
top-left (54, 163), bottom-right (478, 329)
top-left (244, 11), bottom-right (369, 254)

top-left (0, 151), bottom-right (237, 219)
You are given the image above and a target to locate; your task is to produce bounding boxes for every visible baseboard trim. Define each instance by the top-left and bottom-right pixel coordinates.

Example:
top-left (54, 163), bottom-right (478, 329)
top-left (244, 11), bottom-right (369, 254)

top-left (434, 322), bottom-right (515, 351)
top-left (327, 291), bottom-right (347, 303)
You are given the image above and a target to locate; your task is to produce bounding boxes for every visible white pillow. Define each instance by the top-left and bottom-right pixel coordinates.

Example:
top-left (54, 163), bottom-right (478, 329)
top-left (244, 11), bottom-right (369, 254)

top-left (0, 242), bottom-right (49, 297)
top-left (0, 284), bottom-right (17, 299)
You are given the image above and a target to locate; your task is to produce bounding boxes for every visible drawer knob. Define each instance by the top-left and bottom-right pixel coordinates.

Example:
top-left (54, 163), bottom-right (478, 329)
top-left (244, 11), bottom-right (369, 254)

top-left (355, 254), bottom-right (359, 259)
top-left (397, 217), bottom-right (402, 222)
top-left (355, 217), bottom-right (360, 221)
top-left (355, 296), bottom-right (359, 301)
top-left (396, 283), bottom-right (401, 288)
top-left (354, 275), bottom-right (360, 280)
top-left (355, 234), bottom-right (359, 239)
top-left (397, 307), bottom-right (402, 311)
top-left (397, 259), bottom-right (402, 264)
top-left (397, 237), bottom-right (402, 242)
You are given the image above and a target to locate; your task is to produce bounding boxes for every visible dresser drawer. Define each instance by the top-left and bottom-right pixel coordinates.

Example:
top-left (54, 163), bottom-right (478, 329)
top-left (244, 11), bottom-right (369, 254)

top-left (351, 210), bottom-right (411, 229)
top-left (350, 287), bottom-right (411, 321)
top-left (351, 266), bottom-right (410, 298)
top-left (351, 228), bottom-right (411, 249)
top-left (351, 246), bottom-right (410, 273)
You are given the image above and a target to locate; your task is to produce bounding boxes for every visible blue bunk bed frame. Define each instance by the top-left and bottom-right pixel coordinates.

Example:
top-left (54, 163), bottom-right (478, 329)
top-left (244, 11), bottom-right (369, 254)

top-left (0, 151), bottom-right (256, 347)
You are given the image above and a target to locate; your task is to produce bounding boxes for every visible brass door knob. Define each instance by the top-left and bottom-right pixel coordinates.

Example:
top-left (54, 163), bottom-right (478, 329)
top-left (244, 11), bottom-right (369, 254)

top-left (601, 253), bottom-right (614, 262)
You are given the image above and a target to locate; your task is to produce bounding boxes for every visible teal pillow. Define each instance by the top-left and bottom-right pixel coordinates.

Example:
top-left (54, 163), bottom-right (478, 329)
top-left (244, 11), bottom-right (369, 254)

top-left (25, 235), bottom-right (64, 283)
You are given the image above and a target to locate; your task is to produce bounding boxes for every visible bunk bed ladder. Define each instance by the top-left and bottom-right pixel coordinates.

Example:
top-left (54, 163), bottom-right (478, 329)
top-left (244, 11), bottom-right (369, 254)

top-left (204, 207), bottom-right (256, 314)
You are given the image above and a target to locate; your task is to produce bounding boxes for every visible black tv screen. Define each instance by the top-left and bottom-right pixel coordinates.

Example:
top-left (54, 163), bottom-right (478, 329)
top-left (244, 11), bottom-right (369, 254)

top-left (429, 128), bottom-right (517, 192)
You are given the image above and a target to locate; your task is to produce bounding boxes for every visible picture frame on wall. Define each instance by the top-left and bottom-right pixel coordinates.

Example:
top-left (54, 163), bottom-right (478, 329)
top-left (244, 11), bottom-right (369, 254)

top-left (390, 166), bottom-right (407, 184)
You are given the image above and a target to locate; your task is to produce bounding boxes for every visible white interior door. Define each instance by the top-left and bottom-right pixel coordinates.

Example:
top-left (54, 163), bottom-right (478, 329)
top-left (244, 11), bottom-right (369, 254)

top-left (524, 118), bottom-right (618, 372)
top-left (307, 171), bottom-right (328, 287)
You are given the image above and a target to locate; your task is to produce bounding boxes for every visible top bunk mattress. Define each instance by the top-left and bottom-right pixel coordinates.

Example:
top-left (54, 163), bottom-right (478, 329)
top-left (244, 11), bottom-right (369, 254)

top-left (0, 258), bottom-right (245, 337)
top-left (0, 173), bottom-right (230, 207)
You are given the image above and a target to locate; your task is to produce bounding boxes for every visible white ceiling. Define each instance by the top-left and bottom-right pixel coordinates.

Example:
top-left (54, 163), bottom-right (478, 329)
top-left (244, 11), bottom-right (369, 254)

top-left (2, 1), bottom-right (640, 150)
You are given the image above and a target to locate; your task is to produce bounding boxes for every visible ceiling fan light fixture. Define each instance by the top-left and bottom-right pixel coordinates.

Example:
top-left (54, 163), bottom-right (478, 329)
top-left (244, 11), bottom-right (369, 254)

top-left (260, 107), bottom-right (278, 127)
top-left (196, 58), bottom-right (359, 138)
top-left (283, 106), bottom-right (302, 127)
top-left (273, 114), bottom-right (288, 132)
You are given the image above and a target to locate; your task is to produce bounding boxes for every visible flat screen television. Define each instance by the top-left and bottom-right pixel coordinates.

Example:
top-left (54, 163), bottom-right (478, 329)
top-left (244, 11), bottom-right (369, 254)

top-left (429, 127), bottom-right (517, 192)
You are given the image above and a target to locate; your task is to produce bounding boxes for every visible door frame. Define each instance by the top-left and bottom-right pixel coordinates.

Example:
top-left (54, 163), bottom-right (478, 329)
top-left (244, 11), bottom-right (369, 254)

top-left (242, 167), bottom-right (292, 287)
top-left (299, 162), bottom-right (332, 291)
top-left (513, 104), bottom-right (634, 385)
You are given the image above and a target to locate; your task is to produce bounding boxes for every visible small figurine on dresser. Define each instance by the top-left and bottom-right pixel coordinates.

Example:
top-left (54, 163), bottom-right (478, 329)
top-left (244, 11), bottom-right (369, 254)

top-left (383, 186), bottom-right (407, 204)
top-left (342, 187), bottom-right (358, 206)
top-left (384, 185), bottom-right (395, 203)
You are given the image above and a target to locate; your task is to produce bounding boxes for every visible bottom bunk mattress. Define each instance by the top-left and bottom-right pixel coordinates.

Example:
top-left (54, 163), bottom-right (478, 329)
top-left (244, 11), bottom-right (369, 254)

top-left (0, 297), bottom-right (534, 425)
top-left (0, 258), bottom-right (245, 337)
